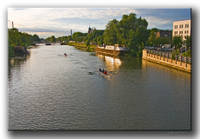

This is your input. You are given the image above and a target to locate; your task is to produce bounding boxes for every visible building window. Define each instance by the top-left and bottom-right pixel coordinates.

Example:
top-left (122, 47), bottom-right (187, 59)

top-left (185, 24), bottom-right (189, 28)
top-left (185, 30), bottom-right (189, 34)
top-left (174, 25), bottom-right (178, 29)
top-left (179, 24), bottom-right (183, 28)
top-left (174, 31), bottom-right (178, 35)
top-left (179, 31), bottom-right (183, 34)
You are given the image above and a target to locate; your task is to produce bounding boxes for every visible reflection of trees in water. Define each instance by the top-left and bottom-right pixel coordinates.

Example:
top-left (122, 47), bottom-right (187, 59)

top-left (120, 56), bottom-right (142, 70)
top-left (9, 56), bottom-right (29, 67)
top-left (8, 56), bottom-right (30, 81)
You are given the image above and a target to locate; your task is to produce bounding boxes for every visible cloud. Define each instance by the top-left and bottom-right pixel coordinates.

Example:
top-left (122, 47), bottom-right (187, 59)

top-left (8, 8), bottom-right (190, 38)
top-left (8, 8), bottom-right (138, 37)
top-left (144, 16), bottom-right (173, 29)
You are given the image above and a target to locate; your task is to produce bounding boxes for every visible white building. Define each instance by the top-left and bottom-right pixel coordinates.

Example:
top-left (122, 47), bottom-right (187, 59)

top-left (172, 20), bottom-right (191, 40)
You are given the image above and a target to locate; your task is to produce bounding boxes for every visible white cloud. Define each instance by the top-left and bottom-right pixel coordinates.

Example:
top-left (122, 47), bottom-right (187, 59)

top-left (144, 16), bottom-right (172, 29)
top-left (8, 8), bottom-right (138, 35)
top-left (8, 8), bottom-right (173, 38)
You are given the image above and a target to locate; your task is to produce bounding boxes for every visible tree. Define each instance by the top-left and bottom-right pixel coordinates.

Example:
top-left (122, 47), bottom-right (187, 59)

top-left (172, 36), bottom-right (183, 49)
top-left (103, 13), bottom-right (148, 56)
top-left (72, 32), bottom-right (87, 42)
top-left (85, 29), bottom-right (104, 45)
top-left (32, 34), bottom-right (40, 42)
top-left (147, 28), bottom-right (159, 46)
top-left (119, 14), bottom-right (148, 56)
top-left (103, 19), bottom-right (119, 45)
top-left (97, 36), bottom-right (103, 46)
top-left (156, 37), bottom-right (170, 47)
top-left (8, 28), bottom-right (41, 57)
top-left (184, 36), bottom-right (191, 49)
top-left (46, 35), bottom-right (56, 43)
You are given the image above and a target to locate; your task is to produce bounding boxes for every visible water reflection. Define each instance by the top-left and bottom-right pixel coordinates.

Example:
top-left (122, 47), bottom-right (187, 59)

top-left (8, 45), bottom-right (191, 130)
top-left (97, 54), bottom-right (122, 71)
top-left (142, 59), bottom-right (191, 79)
top-left (8, 56), bottom-right (30, 81)
top-left (9, 57), bottom-right (28, 67)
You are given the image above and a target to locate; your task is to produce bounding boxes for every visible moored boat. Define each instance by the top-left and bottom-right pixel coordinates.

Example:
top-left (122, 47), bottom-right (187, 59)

top-left (45, 43), bottom-right (51, 45)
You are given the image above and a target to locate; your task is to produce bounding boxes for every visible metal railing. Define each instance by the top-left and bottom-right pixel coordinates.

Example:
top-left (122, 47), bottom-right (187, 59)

top-left (146, 49), bottom-right (191, 64)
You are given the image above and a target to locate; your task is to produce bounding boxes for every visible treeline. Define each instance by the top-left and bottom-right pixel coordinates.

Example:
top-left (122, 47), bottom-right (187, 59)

top-left (50, 13), bottom-right (173, 57)
top-left (45, 13), bottom-right (191, 57)
top-left (8, 28), bottom-right (41, 57)
top-left (49, 13), bottom-right (149, 57)
top-left (147, 28), bottom-right (171, 47)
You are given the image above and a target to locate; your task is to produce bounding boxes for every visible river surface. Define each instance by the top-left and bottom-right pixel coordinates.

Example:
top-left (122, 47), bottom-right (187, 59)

top-left (8, 44), bottom-right (191, 130)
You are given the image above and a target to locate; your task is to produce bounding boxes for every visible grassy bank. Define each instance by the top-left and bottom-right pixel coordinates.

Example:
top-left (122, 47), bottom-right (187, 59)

top-left (8, 28), bottom-right (40, 58)
top-left (68, 42), bottom-right (96, 52)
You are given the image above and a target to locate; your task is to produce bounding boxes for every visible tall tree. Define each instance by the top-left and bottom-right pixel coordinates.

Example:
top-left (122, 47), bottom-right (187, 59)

top-left (184, 36), bottom-right (191, 49)
top-left (103, 19), bottom-right (119, 45)
top-left (172, 36), bottom-right (183, 49)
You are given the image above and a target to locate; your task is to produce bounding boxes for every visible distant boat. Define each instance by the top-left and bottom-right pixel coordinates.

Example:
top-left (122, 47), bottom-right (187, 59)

top-left (45, 43), bottom-right (51, 45)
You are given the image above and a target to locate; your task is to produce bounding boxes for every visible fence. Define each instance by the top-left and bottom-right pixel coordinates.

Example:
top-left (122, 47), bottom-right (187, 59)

top-left (146, 49), bottom-right (191, 64)
top-left (142, 49), bottom-right (191, 73)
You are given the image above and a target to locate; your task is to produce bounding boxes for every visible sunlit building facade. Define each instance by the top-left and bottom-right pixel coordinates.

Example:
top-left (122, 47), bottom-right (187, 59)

top-left (172, 20), bottom-right (191, 40)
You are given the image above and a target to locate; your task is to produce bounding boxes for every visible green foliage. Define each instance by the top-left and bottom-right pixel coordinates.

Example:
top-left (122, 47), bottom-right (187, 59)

top-left (9, 45), bottom-right (15, 57)
top-left (147, 28), bottom-right (159, 46)
top-left (172, 49), bottom-right (180, 59)
top-left (147, 29), bottom-right (170, 47)
top-left (8, 28), bottom-right (41, 57)
top-left (85, 29), bottom-right (104, 46)
top-left (172, 36), bottom-right (183, 49)
top-left (56, 36), bottom-right (72, 43)
top-left (103, 13), bottom-right (148, 57)
top-left (68, 41), bottom-right (96, 52)
top-left (103, 19), bottom-right (118, 45)
top-left (184, 36), bottom-right (191, 49)
top-left (46, 35), bottom-right (56, 43)
top-left (97, 36), bottom-right (103, 46)
top-left (182, 49), bottom-right (191, 58)
top-left (156, 37), bottom-right (170, 47)
top-left (72, 32), bottom-right (87, 42)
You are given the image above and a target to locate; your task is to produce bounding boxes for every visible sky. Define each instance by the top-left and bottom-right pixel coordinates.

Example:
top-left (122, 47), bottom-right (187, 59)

top-left (8, 8), bottom-right (191, 38)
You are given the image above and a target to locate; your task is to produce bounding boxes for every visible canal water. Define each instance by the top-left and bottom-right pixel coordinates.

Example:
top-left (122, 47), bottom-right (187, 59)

top-left (8, 44), bottom-right (191, 130)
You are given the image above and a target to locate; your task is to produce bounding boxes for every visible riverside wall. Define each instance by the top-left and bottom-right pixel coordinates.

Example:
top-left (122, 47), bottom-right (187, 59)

top-left (142, 49), bottom-right (191, 73)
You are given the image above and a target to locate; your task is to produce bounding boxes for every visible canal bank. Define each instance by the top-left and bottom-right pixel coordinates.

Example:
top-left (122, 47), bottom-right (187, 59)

top-left (68, 42), bottom-right (96, 52)
top-left (142, 49), bottom-right (191, 73)
top-left (68, 42), bottom-right (128, 56)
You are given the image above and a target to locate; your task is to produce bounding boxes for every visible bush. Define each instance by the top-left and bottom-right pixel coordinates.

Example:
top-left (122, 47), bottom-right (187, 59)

top-left (182, 49), bottom-right (191, 58)
top-left (172, 49), bottom-right (180, 59)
